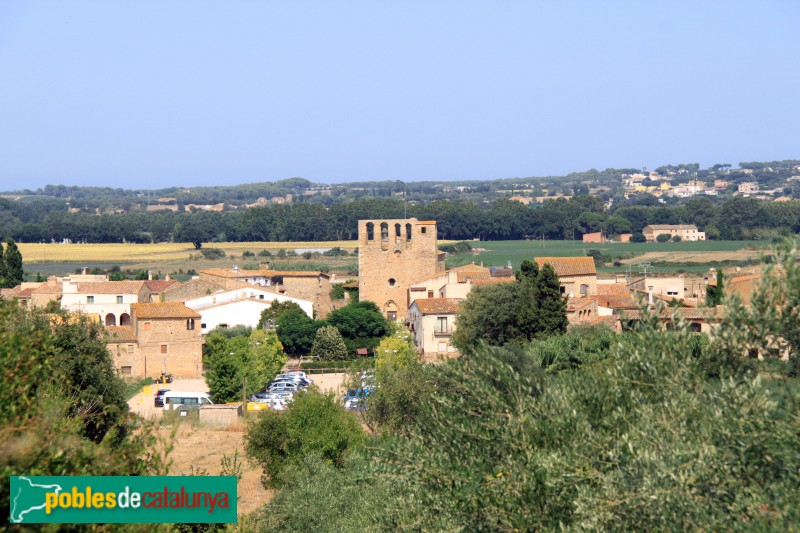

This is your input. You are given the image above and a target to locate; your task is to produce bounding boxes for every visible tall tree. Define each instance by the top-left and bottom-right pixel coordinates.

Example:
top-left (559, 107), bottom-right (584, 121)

top-left (0, 242), bottom-right (6, 287)
top-left (4, 238), bottom-right (23, 288)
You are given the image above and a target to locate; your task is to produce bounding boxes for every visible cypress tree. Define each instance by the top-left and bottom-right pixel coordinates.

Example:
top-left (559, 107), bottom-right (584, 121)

top-left (0, 242), bottom-right (6, 288)
top-left (534, 264), bottom-right (568, 337)
top-left (4, 239), bottom-right (23, 288)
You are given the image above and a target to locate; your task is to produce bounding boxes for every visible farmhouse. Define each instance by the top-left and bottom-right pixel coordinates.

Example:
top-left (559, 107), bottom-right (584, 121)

top-left (407, 298), bottom-right (461, 359)
top-left (534, 256), bottom-right (597, 298)
top-left (105, 302), bottom-right (203, 378)
top-left (642, 224), bottom-right (705, 242)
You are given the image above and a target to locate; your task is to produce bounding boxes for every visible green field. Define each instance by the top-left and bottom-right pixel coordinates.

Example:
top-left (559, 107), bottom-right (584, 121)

top-left (446, 240), bottom-right (768, 274)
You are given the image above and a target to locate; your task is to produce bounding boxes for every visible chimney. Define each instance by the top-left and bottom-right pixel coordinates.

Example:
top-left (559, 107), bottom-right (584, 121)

top-left (81, 267), bottom-right (87, 275)
top-left (165, 274), bottom-right (171, 281)
top-left (233, 265), bottom-right (239, 273)
top-left (147, 270), bottom-right (152, 281)
top-left (648, 288), bottom-right (654, 306)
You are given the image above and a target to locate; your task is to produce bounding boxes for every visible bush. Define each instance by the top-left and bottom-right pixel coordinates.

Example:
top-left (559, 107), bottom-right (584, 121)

top-left (309, 325), bottom-right (349, 361)
top-left (438, 242), bottom-right (473, 254)
top-left (242, 250), bottom-right (255, 257)
top-left (656, 233), bottom-right (671, 243)
top-left (300, 359), bottom-right (374, 371)
top-left (672, 235), bottom-right (682, 242)
top-left (244, 390), bottom-right (365, 487)
top-left (257, 249), bottom-right (272, 257)
top-left (200, 247), bottom-right (226, 260)
top-left (630, 232), bottom-right (646, 243)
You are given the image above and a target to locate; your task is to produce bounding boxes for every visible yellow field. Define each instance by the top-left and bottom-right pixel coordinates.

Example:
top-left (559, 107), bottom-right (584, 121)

top-left (18, 241), bottom-right (359, 263)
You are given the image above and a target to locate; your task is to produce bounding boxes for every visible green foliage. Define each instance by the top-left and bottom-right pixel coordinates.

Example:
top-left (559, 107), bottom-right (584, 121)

top-left (326, 301), bottom-right (389, 340)
top-left (244, 390), bottom-right (365, 488)
top-left (257, 300), bottom-right (303, 329)
top-left (276, 308), bottom-right (324, 357)
top-left (300, 359), bottom-right (374, 371)
top-left (656, 233), bottom-right (671, 242)
top-left (525, 324), bottom-right (616, 374)
top-left (453, 261), bottom-right (567, 348)
top-left (199, 247), bottom-right (226, 260)
top-left (329, 283), bottom-right (346, 300)
top-left (706, 270), bottom-right (725, 307)
top-left (1, 238), bottom-right (23, 287)
top-left (204, 329), bottom-right (287, 402)
top-left (630, 232), bottom-right (646, 243)
top-left (672, 234), bottom-right (682, 242)
top-left (0, 301), bottom-right (169, 521)
top-left (309, 325), bottom-right (349, 361)
top-left (438, 241), bottom-right (473, 254)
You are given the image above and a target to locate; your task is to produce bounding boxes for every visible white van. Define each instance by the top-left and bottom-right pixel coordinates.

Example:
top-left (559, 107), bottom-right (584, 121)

top-left (162, 391), bottom-right (214, 410)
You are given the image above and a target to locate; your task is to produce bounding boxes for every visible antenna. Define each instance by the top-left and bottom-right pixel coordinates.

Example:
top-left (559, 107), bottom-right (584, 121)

top-left (639, 262), bottom-right (652, 277)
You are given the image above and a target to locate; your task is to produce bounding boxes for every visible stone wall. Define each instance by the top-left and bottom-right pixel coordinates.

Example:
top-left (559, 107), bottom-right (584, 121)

top-left (358, 218), bottom-right (441, 320)
top-left (134, 317), bottom-right (204, 378)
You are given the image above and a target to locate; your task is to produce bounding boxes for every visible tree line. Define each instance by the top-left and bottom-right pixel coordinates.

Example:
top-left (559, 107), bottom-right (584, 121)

top-left (3, 194), bottom-right (800, 245)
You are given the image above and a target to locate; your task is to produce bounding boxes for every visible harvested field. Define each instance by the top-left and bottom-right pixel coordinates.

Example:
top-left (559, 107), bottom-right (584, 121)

top-left (618, 250), bottom-right (762, 265)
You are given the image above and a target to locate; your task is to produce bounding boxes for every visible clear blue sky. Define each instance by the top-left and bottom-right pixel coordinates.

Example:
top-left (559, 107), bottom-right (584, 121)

top-left (0, 1), bottom-right (798, 190)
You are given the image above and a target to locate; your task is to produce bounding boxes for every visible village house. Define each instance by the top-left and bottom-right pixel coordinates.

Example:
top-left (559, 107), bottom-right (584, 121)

top-left (534, 256), bottom-right (597, 298)
top-left (642, 224), bottom-right (705, 242)
top-left (105, 302), bottom-right (203, 378)
top-left (406, 298), bottom-right (461, 359)
top-left (184, 286), bottom-right (313, 333)
top-left (407, 263), bottom-right (492, 305)
top-left (199, 265), bottom-right (333, 317)
top-left (60, 278), bottom-right (179, 326)
top-left (738, 182), bottom-right (759, 194)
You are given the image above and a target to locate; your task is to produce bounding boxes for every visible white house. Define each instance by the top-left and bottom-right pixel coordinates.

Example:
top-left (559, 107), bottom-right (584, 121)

top-left (61, 280), bottom-right (150, 326)
top-left (184, 287), bottom-right (313, 333)
top-left (407, 298), bottom-right (462, 358)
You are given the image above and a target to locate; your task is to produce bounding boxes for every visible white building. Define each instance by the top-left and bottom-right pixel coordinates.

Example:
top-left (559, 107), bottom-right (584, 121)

top-left (184, 287), bottom-right (313, 333)
top-left (61, 280), bottom-right (150, 326)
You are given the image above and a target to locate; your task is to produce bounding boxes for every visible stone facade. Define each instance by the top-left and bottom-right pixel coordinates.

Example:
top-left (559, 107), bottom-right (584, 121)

top-left (106, 302), bottom-right (204, 379)
top-left (358, 218), bottom-right (444, 320)
top-left (642, 224), bottom-right (705, 242)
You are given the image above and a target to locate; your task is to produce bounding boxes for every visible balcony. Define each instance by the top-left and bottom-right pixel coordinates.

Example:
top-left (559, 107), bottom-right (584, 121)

top-left (434, 326), bottom-right (453, 337)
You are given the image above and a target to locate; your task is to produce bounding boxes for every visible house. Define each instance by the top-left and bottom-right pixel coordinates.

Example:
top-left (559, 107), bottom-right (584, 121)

top-left (582, 231), bottom-right (605, 244)
top-left (407, 263), bottom-right (492, 304)
top-left (407, 298), bottom-right (461, 359)
top-left (61, 280), bottom-right (152, 326)
top-left (534, 257), bottom-right (597, 298)
top-left (642, 224), bottom-right (705, 242)
top-left (199, 265), bottom-right (333, 317)
top-left (620, 307), bottom-right (720, 334)
top-left (105, 302), bottom-right (203, 378)
top-left (738, 182), bottom-right (759, 194)
top-left (184, 287), bottom-right (313, 333)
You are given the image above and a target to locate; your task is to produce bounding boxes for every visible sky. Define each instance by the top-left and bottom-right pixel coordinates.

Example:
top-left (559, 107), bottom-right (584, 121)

top-left (0, 1), bottom-right (798, 190)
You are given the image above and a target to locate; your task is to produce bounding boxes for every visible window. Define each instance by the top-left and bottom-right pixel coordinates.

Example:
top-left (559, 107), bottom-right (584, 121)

top-left (366, 222), bottom-right (374, 240)
top-left (87, 295), bottom-right (94, 304)
top-left (219, 323), bottom-right (228, 329)
top-left (201, 323), bottom-right (207, 329)
top-left (259, 294), bottom-right (264, 299)
top-left (187, 318), bottom-right (195, 330)
top-left (559, 286), bottom-right (566, 296)
top-left (436, 316), bottom-right (448, 333)
top-left (388, 278), bottom-right (396, 287)
top-left (421, 227), bottom-right (427, 234)
top-left (116, 295), bottom-right (123, 304)
top-left (406, 223), bottom-right (412, 241)
top-left (387, 311), bottom-right (397, 320)
top-left (428, 290), bottom-right (434, 298)
top-left (121, 366), bottom-right (132, 376)
top-left (160, 344), bottom-right (167, 354)
top-left (380, 222), bottom-right (389, 240)
top-left (395, 223), bottom-right (401, 237)
top-left (580, 284), bottom-right (589, 297)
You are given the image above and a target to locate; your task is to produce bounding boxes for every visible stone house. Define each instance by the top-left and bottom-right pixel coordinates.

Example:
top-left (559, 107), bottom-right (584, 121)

top-left (358, 218), bottom-right (445, 321)
top-left (407, 263), bottom-right (491, 305)
top-left (582, 231), bottom-right (605, 244)
top-left (199, 267), bottom-right (333, 318)
top-left (106, 302), bottom-right (203, 378)
top-left (534, 257), bottom-right (597, 298)
top-left (407, 298), bottom-right (461, 358)
top-left (642, 224), bottom-right (705, 242)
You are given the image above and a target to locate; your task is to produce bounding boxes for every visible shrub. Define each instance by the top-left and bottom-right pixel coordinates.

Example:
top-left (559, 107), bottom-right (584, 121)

top-left (672, 235), bottom-right (682, 242)
top-left (656, 233), bottom-right (671, 243)
top-left (309, 325), bottom-right (349, 361)
top-left (244, 390), bottom-right (365, 487)
top-left (257, 249), bottom-right (272, 257)
top-left (200, 247), bottom-right (226, 260)
top-left (630, 232), bottom-right (646, 243)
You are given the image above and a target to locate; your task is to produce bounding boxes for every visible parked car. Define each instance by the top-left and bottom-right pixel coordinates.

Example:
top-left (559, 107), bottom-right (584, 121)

top-left (275, 373), bottom-right (313, 385)
top-left (154, 389), bottom-right (170, 407)
top-left (268, 381), bottom-right (300, 393)
top-left (271, 376), bottom-right (312, 388)
top-left (251, 390), bottom-right (294, 403)
top-left (343, 388), bottom-right (373, 411)
top-left (162, 391), bottom-right (213, 411)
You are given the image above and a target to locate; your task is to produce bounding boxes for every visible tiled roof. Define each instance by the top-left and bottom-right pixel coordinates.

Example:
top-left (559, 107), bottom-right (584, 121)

top-left (591, 315), bottom-right (620, 328)
top-left (16, 288), bottom-right (35, 298)
top-left (414, 298), bottom-right (461, 314)
top-left (105, 326), bottom-right (137, 343)
top-left (31, 282), bottom-right (62, 295)
top-left (200, 268), bottom-right (329, 279)
top-left (643, 224), bottom-right (698, 231)
top-left (471, 277), bottom-right (516, 286)
top-left (131, 302), bottom-right (201, 319)
top-left (567, 296), bottom-right (597, 311)
top-left (620, 308), bottom-right (719, 321)
top-left (1, 287), bottom-right (21, 299)
top-left (75, 281), bottom-right (147, 295)
top-left (457, 271), bottom-right (491, 283)
top-left (597, 295), bottom-right (639, 310)
top-left (597, 283), bottom-right (632, 296)
top-left (341, 281), bottom-right (359, 289)
top-left (144, 279), bottom-right (180, 293)
top-left (449, 263), bottom-right (490, 273)
top-left (411, 271), bottom-right (449, 285)
top-left (535, 257), bottom-right (596, 277)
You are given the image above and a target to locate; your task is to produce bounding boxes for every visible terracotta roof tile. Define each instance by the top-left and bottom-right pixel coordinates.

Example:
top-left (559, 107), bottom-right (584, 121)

top-left (620, 307), bottom-right (719, 321)
top-left (597, 283), bottom-right (632, 296)
top-left (457, 271), bottom-right (491, 283)
top-left (535, 257), bottom-right (596, 277)
top-left (31, 282), bottom-right (62, 295)
top-left (567, 296), bottom-right (597, 311)
top-left (105, 326), bottom-right (137, 343)
top-left (200, 268), bottom-right (329, 279)
top-left (131, 302), bottom-right (201, 319)
top-left (729, 273), bottom-right (760, 284)
top-left (644, 224), bottom-right (699, 231)
top-left (144, 279), bottom-right (180, 293)
top-left (449, 263), bottom-right (490, 273)
top-left (471, 277), bottom-right (516, 286)
top-left (597, 295), bottom-right (640, 310)
top-left (413, 298), bottom-right (461, 314)
top-left (75, 281), bottom-right (147, 295)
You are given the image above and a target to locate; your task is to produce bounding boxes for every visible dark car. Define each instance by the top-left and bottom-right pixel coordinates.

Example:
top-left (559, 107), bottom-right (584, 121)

top-left (154, 389), bottom-right (170, 407)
